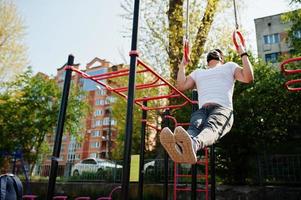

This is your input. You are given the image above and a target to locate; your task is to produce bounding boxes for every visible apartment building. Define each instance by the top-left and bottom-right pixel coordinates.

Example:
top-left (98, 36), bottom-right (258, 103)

top-left (254, 10), bottom-right (298, 63)
top-left (44, 57), bottom-right (122, 166)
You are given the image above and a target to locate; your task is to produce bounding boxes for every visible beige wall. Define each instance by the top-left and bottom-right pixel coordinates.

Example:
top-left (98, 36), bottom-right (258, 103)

top-left (255, 12), bottom-right (292, 62)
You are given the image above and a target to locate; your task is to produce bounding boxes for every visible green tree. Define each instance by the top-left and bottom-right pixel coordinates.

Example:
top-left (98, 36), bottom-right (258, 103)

top-left (0, 0), bottom-right (27, 82)
top-left (281, 8), bottom-right (301, 56)
top-left (0, 69), bottom-right (88, 170)
top-left (121, 0), bottom-right (237, 80)
top-left (215, 51), bottom-right (301, 184)
top-left (118, 0), bottom-right (245, 159)
top-left (111, 65), bottom-right (163, 159)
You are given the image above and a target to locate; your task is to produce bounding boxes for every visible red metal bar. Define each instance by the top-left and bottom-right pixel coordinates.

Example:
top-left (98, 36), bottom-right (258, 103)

top-left (164, 115), bottom-right (190, 127)
top-left (141, 101), bottom-right (189, 111)
top-left (280, 57), bottom-right (301, 75)
top-left (137, 59), bottom-right (197, 105)
top-left (175, 188), bottom-right (207, 192)
top-left (174, 161), bottom-right (178, 200)
top-left (146, 122), bottom-right (161, 131)
top-left (135, 93), bottom-right (181, 102)
top-left (205, 148), bottom-right (209, 200)
top-left (66, 66), bottom-right (144, 109)
top-left (173, 147), bottom-right (210, 200)
top-left (67, 58), bottom-right (198, 111)
top-left (91, 68), bottom-right (129, 78)
top-left (141, 119), bottom-right (161, 131)
top-left (114, 82), bottom-right (165, 93)
top-left (285, 79), bottom-right (301, 92)
top-left (93, 69), bottom-right (149, 80)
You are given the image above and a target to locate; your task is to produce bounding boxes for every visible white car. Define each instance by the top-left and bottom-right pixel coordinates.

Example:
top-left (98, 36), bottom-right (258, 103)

top-left (71, 158), bottom-right (122, 176)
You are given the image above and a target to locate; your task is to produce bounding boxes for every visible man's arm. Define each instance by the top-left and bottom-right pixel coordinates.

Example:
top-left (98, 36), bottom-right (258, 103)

top-left (176, 59), bottom-right (195, 91)
top-left (234, 45), bottom-right (254, 83)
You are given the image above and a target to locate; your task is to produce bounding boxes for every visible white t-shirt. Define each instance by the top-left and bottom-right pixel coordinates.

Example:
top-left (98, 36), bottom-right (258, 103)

top-left (189, 62), bottom-right (239, 109)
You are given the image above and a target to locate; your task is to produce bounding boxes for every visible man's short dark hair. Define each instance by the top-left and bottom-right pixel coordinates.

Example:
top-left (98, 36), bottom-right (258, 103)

top-left (206, 49), bottom-right (224, 63)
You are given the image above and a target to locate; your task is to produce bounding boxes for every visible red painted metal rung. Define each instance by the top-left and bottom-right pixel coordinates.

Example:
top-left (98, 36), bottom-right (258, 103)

top-left (280, 57), bottom-right (301, 92)
top-left (165, 115), bottom-right (191, 127)
top-left (141, 119), bottom-right (161, 131)
top-left (280, 57), bottom-right (301, 75)
top-left (285, 79), bottom-right (301, 92)
top-left (66, 58), bottom-right (197, 111)
top-left (175, 188), bottom-right (207, 192)
top-left (173, 148), bottom-right (209, 200)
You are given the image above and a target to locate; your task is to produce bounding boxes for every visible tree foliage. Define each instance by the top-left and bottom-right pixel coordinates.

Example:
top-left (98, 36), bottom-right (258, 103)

top-left (0, 0), bottom-right (27, 82)
top-left (216, 51), bottom-right (301, 184)
top-left (290, 0), bottom-right (301, 3)
top-left (0, 69), bottom-right (88, 168)
top-left (111, 65), bottom-right (164, 159)
top-left (121, 0), bottom-right (238, 80)
top-left (281, 8), bottom-right (301, 56)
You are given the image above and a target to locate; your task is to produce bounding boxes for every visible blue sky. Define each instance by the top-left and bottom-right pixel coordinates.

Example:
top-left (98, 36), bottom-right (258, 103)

top-left (14, 0), bottom-right (300, 76)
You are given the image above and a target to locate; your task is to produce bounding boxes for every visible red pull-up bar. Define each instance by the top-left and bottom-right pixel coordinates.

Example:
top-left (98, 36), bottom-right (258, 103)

top-left (65, 58), bottom-right (197, 111)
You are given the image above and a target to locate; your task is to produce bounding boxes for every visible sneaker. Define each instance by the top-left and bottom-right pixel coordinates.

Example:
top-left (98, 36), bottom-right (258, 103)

top-left (159, 127), bottom-right (184, 163)
top-left (174, 126), bottom-right (198, 164)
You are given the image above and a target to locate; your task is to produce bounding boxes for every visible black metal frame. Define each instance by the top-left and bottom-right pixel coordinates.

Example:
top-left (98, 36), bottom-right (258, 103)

top-left (46, 55), bottom-right (74, 200)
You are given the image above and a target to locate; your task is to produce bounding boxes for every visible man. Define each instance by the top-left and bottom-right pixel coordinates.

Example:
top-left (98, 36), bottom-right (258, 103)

top-left (160, 45), bottom-right (254, 164)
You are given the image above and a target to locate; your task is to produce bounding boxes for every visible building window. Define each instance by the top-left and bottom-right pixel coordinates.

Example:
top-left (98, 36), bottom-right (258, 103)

top-left (67, 154), bottom-right (76, 161)
top-left (103, 117), bottom-right (110, 125)
top-left (82, 69), bottom-right (108, 91)
top-left (95, 99), bottom-right (105, 106)
top-left (92, 130), bottom-right (101, 137)
top-left (94, 110), bottom-right (103, 116)
top-left (293, 30), bottom-right (301, 39)
top-left (97, 89), bottom-right (106, 96)
top-left (76, 143), bottom-right (81, 149)
top-left (265, 52), bottom-right (279, 63)
top-left (94, 120), bottom-right (103, 127)
top-left (263, 33), bottom-right (280, 44)
top-left (91, 142), bottom-right (100, 148)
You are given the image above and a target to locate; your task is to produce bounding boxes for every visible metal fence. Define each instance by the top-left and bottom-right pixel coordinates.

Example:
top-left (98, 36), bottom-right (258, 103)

top-left (8, 155), bottom-right (301, 185)
top-left (257, 154), bottom-right (301, 185)
top-left (30, 159), bottom-right (198, 183)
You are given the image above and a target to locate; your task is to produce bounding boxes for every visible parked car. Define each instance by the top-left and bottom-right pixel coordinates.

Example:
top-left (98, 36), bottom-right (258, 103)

top-left (71, 158), bottom-right (122, 176)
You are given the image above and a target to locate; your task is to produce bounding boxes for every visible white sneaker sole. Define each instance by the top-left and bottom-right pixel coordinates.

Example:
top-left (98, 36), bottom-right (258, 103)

top-left (174, 126), bottom-right (197, 164)
top-left (160, 127), bottom-right (183, 163)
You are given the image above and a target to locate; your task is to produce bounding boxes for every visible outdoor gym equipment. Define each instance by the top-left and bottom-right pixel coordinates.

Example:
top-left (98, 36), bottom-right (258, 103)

top-left (45, 0), bottom-right (230, 199)
top-left (232, 0), bottom-right (246, 51)
top-left (280, 57), bottom-right (301, 92)
top-left (46, 53), bottom-right (211, 200)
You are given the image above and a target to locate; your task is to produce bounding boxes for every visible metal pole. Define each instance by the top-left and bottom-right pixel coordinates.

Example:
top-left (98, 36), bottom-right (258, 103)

top-left (138, 100), bottom-right (147, 200)
top-left (191, 89), bottom-right (198, 200)
top-left (210, 145), bottom-right (216, 200)
top-left (46, 55), bottom-right (74, 200)
top-left (121, 0), bottom-right (140, 199)
top-left (108, 108), bottom-right (112, 160)
top-left (162, 109), bottom-right (170, 200)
